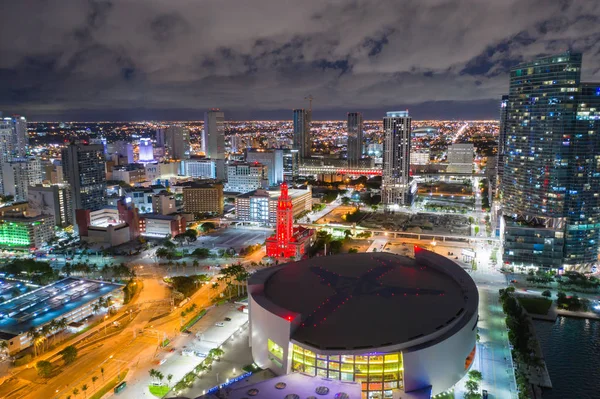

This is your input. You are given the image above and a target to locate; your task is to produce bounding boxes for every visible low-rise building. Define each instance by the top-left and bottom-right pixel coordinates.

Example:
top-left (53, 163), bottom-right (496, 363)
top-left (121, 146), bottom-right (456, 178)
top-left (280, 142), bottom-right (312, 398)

top-left (182, 182), bottom-right (224, 215)
top-left (235, 186), bottom-right (312, 224)
top-left (0, 212), bottom-right (54, 250)
top-left (0, 278), bottom-right (123, 354)
top-left (110, 164), bottom-right (146, 184)
top-left (181, 158), bottom-right (216, 179)
top-left (144, 162), bottom-right (179, 183)
top-left (76, 198), bottom-right (140, 246)
top-left (140, 213), bottom-right (186, 238)
top-left (224, 162), bottom-right (269, 194)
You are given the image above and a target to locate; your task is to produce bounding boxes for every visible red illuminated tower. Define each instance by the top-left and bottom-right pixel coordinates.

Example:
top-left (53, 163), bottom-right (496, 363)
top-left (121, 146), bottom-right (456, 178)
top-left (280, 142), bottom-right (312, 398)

top-left (274, 182), bottom-right (294, 257)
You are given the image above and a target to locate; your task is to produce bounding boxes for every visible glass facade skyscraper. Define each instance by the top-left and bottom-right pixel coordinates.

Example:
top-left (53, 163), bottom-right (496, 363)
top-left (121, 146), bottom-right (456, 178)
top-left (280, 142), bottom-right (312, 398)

top-left (347, 112), bottom-right (363, 167)
top-left (62, 142), bottom-right (107, 215)
top-left (501, 52), bottom-right (600, 271)
top-left (293, 109), bottom-right (311, 159)
top-left (382, 111), bottom-right (415, 207)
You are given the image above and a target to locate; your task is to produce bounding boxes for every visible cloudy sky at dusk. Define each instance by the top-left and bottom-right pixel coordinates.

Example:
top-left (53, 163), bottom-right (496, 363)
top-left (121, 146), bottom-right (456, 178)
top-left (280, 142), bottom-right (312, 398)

top-left (1, 0), bottom-right (599, 121)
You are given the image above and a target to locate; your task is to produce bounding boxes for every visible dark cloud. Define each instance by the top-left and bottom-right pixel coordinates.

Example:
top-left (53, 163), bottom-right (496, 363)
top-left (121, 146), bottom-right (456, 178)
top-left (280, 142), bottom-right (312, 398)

top-left (1, 0), bottom-right (599, 120)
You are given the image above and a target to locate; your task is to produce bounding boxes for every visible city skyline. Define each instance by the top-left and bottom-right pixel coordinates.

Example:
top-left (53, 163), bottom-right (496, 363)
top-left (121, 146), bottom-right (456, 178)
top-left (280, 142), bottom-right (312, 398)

top-left (2, 2), bottom-right (600, 121)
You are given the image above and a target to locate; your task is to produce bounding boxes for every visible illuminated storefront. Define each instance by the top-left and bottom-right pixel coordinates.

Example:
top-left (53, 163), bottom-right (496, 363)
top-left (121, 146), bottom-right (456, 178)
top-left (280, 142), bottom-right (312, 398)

top-left (291, 344), bottom-right (403, 399)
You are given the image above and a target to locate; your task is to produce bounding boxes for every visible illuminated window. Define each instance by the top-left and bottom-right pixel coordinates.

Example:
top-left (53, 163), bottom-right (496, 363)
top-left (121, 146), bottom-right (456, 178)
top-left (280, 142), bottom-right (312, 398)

top-left (267, 339), bottom-right (283, 361)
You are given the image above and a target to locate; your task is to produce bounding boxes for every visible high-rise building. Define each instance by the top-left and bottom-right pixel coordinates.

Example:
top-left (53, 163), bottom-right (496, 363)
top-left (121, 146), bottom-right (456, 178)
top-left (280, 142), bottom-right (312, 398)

top-left (246, 149), bottom-right (284, 186)
top-left (107, 140), bottom-right (134, 164)
top-left (293, 109), bottom-right (311, 159)
top-left (203, 109), bottom-right (225, 160)
top-left (382, 111), bottom-right (415, 206)
top-left (28, 184), bottom-right (73, 227)
top-left (347, 112), bottom-right (363, 167)
top-left (224, 162), bottom-right (269, 194)
top-left (496, 95), bottom-right (509, 189)
top-left (283, 149), bottom-right (299, 182)
top-left (9, 115), bottom-right (28, 158)
top-left (62, 142), bottom-right (107, 215)
top-left (181, 158), bottom-right (216, 179)
top-left (447, 144), bottom-right (474, 174)
top-left (0, 118), bottom-right (14, 194)
top-left (1, 157), bottom-right (42, 201)
top-left (230, 133), bottom-right (241, 153)
top-left (138, 138), bottom-right (154, 162)
top-left (502, 52), bottom-right (600, 271)
top-left (182, 182), bottom-right (224, 215)
top-left (165, 126), bottom-right (190, 160)
top-left (156, 128), bottom-right (166, 147)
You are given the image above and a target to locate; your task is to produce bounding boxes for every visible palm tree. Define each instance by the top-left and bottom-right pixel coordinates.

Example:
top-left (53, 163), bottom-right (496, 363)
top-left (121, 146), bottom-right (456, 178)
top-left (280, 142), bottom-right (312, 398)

top-left (100, 367), bottom-right (105, 383)
top-left (208, 347), bottom-right (224, 360)
top-left (0, 341), bottom-right (8, 356)
top-left (72, 388), bottom-right (79, 398)
top-left (26, 327), bottom-right (40, 357)
top-left (91, 376), bottom-right (98, 390)
top-left (157, 372), bottom-right (164, 385)
top-left (149, 368), bottom-right (157, 382)
top-left (192, 260), bottom-right (199, 274)
top-left (81, 384), bottom-right (88, 399)
top-left (167, 374), bottom-right (173, 387)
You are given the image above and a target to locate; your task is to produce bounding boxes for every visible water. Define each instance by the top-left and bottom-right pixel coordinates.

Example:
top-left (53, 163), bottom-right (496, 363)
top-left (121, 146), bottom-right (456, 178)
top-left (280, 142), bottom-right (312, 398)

top-left (533, 317), bottom-right (600, 399)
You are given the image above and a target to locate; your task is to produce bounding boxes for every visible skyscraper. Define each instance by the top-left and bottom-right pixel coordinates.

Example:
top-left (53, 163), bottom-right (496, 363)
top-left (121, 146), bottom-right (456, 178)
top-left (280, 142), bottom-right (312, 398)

top-left (496, 95), bottom-right (509, 188)
top-left (138, 138), bottom-right (154, 162)
top-left (11, 115), bottom-right (28, 157)
top-left (1, 158), bottom-right (42, 201)
top-left (0, 118), bottom-right (13, 194)
top-left (347, 112), bottom-right (363, 167)
top-left (203, 109), bottom-right (225, 159)
top-left (293, 109), bottom-right (311, 159)
top-left (502, 52), bottom-right (600, 271)
top-left (165, 125), bottom-right (190, 160)
top-left (382, 111), bottom-right (414, 206)
top-left (247, 149), bottom-right (284, 186)
top-left (62, 142), bottom-right (107, 215)
top-left (283, 149), bottom-right (299, 182)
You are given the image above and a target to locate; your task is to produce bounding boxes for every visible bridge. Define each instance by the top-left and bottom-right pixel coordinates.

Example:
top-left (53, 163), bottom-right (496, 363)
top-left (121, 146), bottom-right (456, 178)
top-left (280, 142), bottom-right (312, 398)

top-left (295, 222), bottom-right (500, 244)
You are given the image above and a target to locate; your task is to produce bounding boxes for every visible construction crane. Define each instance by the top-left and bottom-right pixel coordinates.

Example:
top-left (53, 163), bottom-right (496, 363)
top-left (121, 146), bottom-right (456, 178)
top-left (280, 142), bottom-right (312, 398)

top-left (304, 94), bottom-right (314, 112)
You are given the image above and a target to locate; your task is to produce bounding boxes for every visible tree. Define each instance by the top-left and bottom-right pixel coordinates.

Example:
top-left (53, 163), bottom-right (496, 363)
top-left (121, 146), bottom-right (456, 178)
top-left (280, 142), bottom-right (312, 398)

top-left (542, 290), bottom-right (552, 298)
top-left (81, 384), bottom-right (88, 399)
top-left (209, 347), bottom-right (225, 360)
top-left (60, 345), bottom-right (78, 364)
top-left (0, 340), bottom-right (8, 356)
top-left (200, 222), bottom-right (216, 233)
top-left (343, 229), bottom-right (353, 240)
top-left (36, 360), bottom-right (53, 377)
top-left (100, 367), bottom-right (105, 383)
top-left (92, 375), bottom-right (98, 390)
top-left (468, 370), bottom-right (483, 382)
top-left (72, 388), bottom-right (79, 397)
top-left (465, 379), bottom-right (479, 394)
top-left (167, 373), bottom-right (173, 386)
top-left (348, 248), bottom-right (358, 254)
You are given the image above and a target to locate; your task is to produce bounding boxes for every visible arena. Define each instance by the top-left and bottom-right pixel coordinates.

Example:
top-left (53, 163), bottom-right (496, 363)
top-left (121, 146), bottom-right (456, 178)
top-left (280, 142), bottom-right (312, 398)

top-left (248, 248), bottom-right (479, 399)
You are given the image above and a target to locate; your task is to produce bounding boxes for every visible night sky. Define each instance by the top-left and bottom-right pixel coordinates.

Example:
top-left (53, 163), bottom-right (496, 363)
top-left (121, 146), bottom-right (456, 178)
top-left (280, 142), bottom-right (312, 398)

top-left (1, 0), bottom-right (599, 121)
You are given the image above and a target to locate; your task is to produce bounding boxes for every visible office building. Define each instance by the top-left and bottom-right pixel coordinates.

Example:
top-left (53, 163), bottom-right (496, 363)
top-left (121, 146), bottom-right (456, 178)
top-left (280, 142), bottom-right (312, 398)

top-left (235, 185), bottom-right (312, 224)
top-left (347, 112), bottom-right (363, 167)
top-left (76, 198), bottom-right (140, 246)
top-left (182, 182), bottom-right (224, 215)
top-left (224, 162), bottom-right (269, 194)
top-left (246, 149), bottom-right (284, 186)
top-left (144, 162), bottom-right (179, 183)
top-left (61, 142), bottom-right (107, 213)
top-left (28, 184), bottom-right (73, 227)
top-left (138, 137), bottom-right (154, 162)
top-left (248, 250), bottom-right (478, 398)
top-left (382, 111), bottom-right (415, 206)
top-left (165, 125), bottom-right (190, 160)
top-left (0, 213), bottom-right (54, 250)
top-left (502, 52), bottom-right (600, 271)
top-left (152, 191), bottom-right (176, 215)
top-left (293, 109), bottom-right (311, 159)
top-left (110, 164), bottom-right (146, 185)
top-left (181, 158), bottom-right (216, 179)
top-left (229, 133), bottom-right (242, 153)
top-left (447, 144), bottom-right (474, 174)
top-left (410, 149), bottom-right (430, 165)
top-left (1, 157), bottom-right (42, 201)
top-left (140, 213), bottom-right (186, 238)
top-left (283, 149), bottom-right (299, 181)
top-left (43, 161), bottom-right (64, 184)
top-left (107, 141), bottom-right (134, 164)
top-left (0, 278), bottom-right (123, 354)
top-left (203, 109), bottom-right (225, 160)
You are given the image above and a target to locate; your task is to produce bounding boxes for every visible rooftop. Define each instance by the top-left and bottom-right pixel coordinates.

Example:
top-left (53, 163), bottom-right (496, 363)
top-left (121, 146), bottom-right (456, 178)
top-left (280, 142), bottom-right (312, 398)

top-left (0, 277), bottom-right (123, 337)
top-left (236, 187), bottom-right (310, 199)
top-left (252, 252), bottom-right (477, 351)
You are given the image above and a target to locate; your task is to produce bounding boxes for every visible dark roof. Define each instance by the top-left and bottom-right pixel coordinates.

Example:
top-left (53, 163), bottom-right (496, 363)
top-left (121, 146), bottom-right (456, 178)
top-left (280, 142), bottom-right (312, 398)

top-left (254, 252), bottom-right (477, 351)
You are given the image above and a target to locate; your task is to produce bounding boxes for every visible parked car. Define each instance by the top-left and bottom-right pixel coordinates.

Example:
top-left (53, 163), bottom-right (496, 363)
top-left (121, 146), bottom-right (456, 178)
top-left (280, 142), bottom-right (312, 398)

top-left (155, 358), bottom-right (167, 365)
top-left (195, 351), bottom-right (207, 358)
top-left (182, 349), bottom-right (194, 356)
top-left (215, 322), bottom-right (225, 327)
top-left (224, 317), bottom-right (232, 322)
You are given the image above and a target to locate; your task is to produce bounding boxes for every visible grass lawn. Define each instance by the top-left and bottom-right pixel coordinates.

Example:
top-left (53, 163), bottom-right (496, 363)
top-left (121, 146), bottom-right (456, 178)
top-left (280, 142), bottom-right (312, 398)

top-left (90, 369), bottom-right (128, 399)
top-left (518, 296), bottom-right (552, 315)
top-left (149, 384), bottom-right (170, 397)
